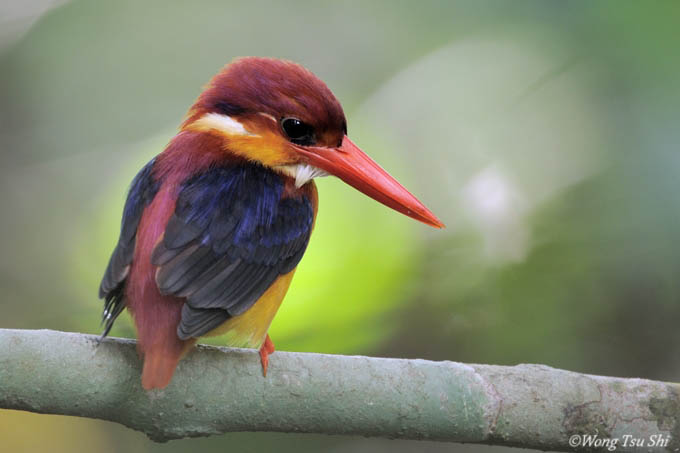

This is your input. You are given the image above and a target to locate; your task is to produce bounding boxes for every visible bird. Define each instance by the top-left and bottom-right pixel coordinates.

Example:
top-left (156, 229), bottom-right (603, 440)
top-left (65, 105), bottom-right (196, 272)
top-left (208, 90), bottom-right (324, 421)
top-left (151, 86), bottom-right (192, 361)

top-left (99, 57), bottom-right (443, 390)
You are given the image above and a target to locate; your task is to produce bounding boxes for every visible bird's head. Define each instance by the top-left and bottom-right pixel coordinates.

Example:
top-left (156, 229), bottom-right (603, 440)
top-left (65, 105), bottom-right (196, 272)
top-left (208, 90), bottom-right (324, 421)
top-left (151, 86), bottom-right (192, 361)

top-left (182, 57), bottom-right (443, 228)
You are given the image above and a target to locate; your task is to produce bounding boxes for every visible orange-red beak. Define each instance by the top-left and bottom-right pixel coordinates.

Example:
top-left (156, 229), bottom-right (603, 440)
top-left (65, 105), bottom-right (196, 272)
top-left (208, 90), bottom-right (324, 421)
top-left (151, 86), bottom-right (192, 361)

top-left (293, 136), bottom-right (444, 228)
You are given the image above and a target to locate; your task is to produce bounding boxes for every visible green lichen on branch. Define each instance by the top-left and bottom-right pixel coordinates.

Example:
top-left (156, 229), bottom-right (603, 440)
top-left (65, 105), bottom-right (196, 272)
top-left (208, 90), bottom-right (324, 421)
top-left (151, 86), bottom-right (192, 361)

top-left (650, 388), bottom-right (680, 452)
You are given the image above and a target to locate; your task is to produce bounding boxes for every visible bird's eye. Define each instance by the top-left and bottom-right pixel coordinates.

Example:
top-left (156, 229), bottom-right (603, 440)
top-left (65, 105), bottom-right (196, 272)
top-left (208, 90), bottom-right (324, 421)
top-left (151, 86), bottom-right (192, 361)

top-left (281, 117), bottom-right (315, 145)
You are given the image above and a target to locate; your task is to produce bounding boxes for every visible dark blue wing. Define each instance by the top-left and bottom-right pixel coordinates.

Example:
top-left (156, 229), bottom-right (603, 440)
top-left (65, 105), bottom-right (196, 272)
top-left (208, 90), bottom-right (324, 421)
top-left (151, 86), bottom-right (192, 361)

top-left (99, 158), bottom-right (159, 337)
top-left (150, 164), bottom-right (314, 340)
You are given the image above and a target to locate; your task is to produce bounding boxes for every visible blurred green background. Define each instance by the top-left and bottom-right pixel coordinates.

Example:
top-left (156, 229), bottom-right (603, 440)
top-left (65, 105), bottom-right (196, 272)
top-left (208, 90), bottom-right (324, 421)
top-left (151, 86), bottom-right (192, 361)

top-left (1, 0), bottom-right (679, 452)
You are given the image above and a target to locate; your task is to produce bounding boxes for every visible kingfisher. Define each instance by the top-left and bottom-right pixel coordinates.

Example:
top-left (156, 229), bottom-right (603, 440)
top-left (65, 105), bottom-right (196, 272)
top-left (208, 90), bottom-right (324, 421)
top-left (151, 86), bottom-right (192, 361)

top-left (99, 57), bottom-right (443, 390)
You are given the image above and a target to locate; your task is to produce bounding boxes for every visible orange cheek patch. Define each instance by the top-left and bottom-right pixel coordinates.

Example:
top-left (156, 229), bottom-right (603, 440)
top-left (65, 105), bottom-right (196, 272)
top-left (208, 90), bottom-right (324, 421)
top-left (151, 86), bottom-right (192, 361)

top-left (225, 133), bottom-right (297, 167)
top-left (184, 113), bottom-right (299, 168)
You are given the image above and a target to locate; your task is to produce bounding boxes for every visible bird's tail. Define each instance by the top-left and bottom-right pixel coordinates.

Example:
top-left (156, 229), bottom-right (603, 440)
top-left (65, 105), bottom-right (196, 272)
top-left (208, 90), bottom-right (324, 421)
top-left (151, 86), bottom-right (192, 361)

top-left (141, 338), bottom-right (195, 390)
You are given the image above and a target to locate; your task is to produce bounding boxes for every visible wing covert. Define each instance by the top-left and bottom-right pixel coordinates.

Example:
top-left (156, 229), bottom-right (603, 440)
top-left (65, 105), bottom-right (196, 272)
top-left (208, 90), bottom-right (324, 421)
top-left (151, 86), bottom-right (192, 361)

top-left (99, 158), bottom-right (159, 337)
top-left (150, 164), bottom-right (314, 340)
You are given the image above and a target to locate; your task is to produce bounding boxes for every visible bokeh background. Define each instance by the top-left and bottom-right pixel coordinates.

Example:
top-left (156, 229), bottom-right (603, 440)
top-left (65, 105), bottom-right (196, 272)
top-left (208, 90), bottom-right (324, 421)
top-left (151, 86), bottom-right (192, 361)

top-left (1, 1), bottom-right (679, 452)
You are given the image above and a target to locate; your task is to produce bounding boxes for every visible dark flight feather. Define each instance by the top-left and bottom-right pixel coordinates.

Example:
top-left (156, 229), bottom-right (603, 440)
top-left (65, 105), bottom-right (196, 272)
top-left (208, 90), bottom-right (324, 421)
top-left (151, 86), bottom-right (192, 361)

top-left (99, 158), bottom-right (159, 338)
top-left (151, 164), bottom-right (313, 340)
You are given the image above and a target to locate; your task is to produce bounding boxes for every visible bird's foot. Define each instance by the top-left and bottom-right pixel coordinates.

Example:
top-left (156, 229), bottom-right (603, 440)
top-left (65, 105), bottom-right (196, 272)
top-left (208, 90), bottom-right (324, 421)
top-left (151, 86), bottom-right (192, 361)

top-left (259, 334), bottom-right (275, 377)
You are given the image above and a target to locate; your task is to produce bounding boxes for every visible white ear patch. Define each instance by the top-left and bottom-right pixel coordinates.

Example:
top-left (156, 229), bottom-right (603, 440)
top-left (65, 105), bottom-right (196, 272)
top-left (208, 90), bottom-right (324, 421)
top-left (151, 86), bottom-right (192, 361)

top-left (195, 113), bottom-right (256, 136)
top-left (277, 163), bottom-right (329, 188)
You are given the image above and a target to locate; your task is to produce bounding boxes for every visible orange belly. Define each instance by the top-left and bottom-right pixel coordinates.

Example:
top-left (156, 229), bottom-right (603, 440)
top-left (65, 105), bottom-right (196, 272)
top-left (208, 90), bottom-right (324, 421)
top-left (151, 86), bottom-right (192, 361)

top-left (205, 269), bottom-right (297, 348)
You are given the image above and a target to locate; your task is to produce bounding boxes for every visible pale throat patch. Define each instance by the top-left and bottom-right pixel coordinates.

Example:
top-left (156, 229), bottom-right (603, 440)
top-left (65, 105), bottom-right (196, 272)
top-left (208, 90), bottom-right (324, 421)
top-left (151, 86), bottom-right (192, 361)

top-left (276, 163), bottom-right (329, 188)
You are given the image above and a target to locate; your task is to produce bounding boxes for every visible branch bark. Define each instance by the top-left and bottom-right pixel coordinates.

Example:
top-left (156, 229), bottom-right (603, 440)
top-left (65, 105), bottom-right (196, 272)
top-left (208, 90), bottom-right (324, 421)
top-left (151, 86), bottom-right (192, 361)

top-left (1, 329), bottom-right (678, 451)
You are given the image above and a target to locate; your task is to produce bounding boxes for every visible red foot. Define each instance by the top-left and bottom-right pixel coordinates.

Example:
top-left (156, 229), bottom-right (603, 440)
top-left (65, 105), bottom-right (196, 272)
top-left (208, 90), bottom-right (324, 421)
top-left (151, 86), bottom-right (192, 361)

top-left (259, 334), bottom-right (275, 377)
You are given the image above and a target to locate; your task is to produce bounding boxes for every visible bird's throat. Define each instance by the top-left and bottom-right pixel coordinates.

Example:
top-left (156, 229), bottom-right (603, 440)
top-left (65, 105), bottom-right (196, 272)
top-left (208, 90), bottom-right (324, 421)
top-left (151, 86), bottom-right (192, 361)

top-left (275, 163), bottom-right (329, 188)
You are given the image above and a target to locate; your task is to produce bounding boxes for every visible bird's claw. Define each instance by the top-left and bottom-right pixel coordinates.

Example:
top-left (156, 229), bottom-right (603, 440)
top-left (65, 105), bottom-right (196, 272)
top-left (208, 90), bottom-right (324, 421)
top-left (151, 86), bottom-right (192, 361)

top-left (259, 334), bottom-right (275, 377)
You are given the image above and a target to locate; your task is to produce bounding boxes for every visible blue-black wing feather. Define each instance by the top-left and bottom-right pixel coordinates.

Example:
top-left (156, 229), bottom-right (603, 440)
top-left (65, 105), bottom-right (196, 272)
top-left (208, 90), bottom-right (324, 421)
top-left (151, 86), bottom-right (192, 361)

top-left (151, 164), bottom-right (313, 340)
top-left (99, 158), bottom-right (159, 338)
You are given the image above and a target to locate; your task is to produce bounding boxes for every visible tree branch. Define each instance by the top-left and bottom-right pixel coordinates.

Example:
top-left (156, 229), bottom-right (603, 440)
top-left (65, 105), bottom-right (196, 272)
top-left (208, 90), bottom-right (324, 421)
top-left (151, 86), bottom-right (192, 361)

top-left (1, 329), bottom-right (678, 450)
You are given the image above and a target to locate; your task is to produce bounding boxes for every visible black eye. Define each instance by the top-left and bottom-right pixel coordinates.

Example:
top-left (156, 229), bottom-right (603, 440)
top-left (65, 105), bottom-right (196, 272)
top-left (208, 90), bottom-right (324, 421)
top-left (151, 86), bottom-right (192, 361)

top-left (281, 117), bottom-right (315, 145)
